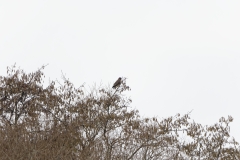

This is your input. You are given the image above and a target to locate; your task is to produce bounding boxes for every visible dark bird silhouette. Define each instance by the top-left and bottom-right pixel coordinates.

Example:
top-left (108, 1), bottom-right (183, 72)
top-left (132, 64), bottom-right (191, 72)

top-left (112, 77), bottom-right (122, 89)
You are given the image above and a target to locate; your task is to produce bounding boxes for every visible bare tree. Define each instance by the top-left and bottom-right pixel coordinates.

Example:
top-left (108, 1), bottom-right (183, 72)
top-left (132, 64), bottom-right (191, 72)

top-left (0, 64), bottom-right (239, 160)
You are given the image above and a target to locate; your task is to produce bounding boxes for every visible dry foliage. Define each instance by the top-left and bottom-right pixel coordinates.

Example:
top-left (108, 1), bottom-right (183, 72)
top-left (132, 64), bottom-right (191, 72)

top-left (0, 64), bottom-right (239, 160)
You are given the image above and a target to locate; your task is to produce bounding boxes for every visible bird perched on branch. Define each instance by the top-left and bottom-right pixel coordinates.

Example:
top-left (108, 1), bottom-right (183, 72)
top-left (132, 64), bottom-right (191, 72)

top-left (112, 77), bottom-right (122, 89)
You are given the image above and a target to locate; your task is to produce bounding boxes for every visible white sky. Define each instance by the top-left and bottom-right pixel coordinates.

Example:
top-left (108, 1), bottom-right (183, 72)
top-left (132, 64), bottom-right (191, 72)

top-left (1, 1), bottom-right (240, 141)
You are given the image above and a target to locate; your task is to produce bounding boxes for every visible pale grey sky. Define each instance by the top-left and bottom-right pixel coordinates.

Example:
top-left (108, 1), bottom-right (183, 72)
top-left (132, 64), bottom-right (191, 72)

top-left (1, 1), bottom-right (240, 141)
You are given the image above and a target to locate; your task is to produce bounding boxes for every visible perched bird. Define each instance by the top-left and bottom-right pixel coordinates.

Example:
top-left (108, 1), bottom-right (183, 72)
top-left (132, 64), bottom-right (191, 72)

top-left (112, 77), bottom-right (122, 89)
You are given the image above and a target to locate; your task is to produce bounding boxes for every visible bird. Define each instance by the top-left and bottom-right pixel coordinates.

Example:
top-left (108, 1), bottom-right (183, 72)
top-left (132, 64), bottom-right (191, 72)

top-left (112, 77), bottom-right (122, 89)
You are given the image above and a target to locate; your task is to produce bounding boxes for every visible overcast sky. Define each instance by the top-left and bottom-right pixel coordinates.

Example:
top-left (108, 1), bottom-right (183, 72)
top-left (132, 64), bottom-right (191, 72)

top-left (1, 1), bottom-right (240, 141)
